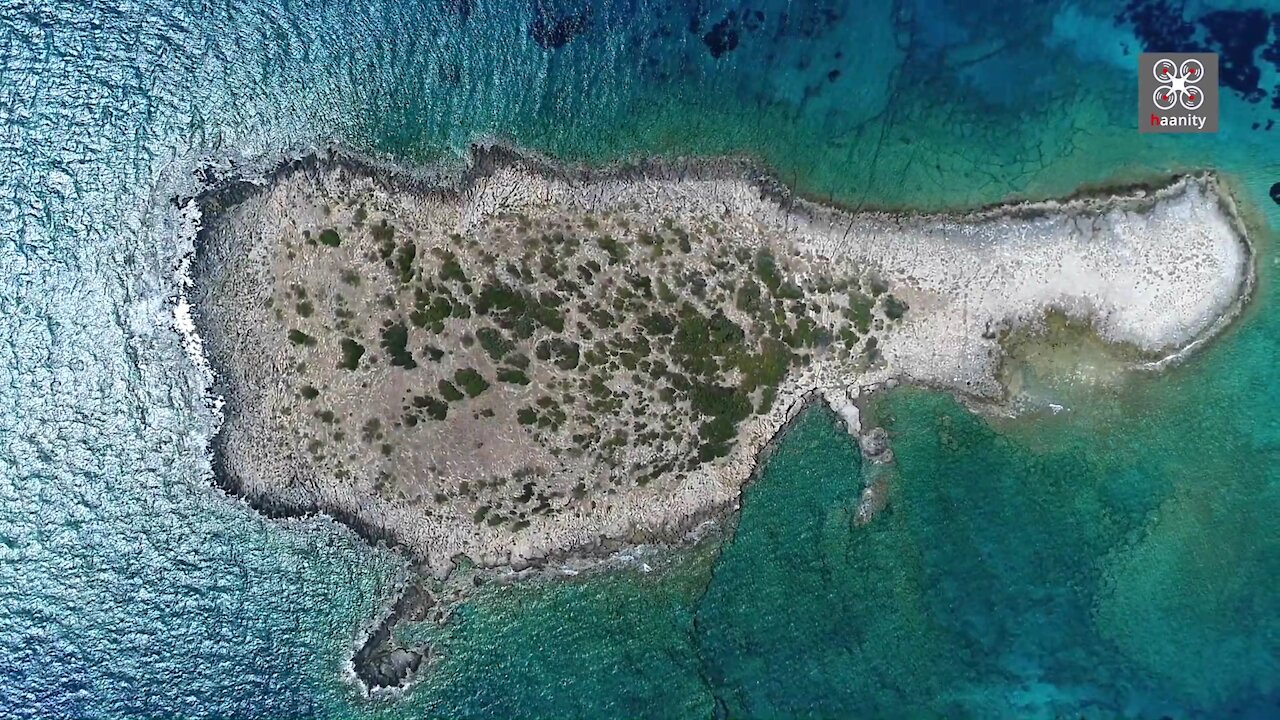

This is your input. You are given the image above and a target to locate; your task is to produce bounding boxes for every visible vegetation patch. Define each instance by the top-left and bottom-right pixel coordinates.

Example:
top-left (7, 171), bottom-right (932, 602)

top-left (882, 294), bottom-right (909, 320)
top-left (288, 329), bottom-right (318, 346)
top-left (380, 322), bottom-right (416, 369)
top-left (339, 338), bottom-right (366, 370)
top-left (413, 394), bottom-right (448, 421)
top-left (438, 380), bottom-right (465, 402)
top-left (258, 182), bottom-right (911, 540)
top-left (454, 368), bottom-right (490, 397)
top-left (496, 368), bottom-right (531, 385)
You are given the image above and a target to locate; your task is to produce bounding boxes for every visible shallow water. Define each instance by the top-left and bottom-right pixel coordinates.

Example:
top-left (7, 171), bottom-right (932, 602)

top-left (0, 0), bottom-right (1277, 717)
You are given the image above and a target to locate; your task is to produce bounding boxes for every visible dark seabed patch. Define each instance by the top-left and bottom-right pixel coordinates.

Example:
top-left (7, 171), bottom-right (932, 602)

top-left (530, 0), bottom-right (591, 49)
top-left (1119, 0), bottom-right (1280, 108)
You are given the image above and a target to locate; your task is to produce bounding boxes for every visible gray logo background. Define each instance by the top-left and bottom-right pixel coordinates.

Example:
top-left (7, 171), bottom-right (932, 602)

top-left (1139, 53), bottom-right (1218, 133)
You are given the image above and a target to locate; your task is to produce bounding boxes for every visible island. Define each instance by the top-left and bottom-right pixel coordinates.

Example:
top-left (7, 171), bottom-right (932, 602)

top-left (190, 148), bottom-right (1250, 581)
top-left (185, 148), bottom-right (1251, 686)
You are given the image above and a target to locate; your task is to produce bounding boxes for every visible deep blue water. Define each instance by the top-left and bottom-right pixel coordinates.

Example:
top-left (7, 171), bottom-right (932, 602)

top-left (0, 0), bottom-right (1277, 717)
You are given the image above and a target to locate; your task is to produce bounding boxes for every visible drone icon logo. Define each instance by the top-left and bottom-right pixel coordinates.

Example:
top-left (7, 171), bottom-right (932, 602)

top-left (1139, 52), bottom-right (1218, 134)
top-left (1152, 57), bottom-right (1206, 110)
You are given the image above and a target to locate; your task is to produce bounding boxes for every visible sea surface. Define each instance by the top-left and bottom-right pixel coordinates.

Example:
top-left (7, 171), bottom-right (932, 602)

top-left (1, 0), bottom-right (1278, 717)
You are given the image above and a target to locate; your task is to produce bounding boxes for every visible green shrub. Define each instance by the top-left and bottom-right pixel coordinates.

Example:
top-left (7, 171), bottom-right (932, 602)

top-left (395, 241), bottom-right (416, 284)
top-left (476, 327), bottom-right (512, 361)
top-left (847, 291), bottom-right (874, 333)
top-left (736, 280), bottom-right (764, 315)
top-left (882, 294), bottom-right (909, 320)
top-left (379, 323), bottom-right (416, 369)
top-left (640, 312), bottom-right (675, 335)
top-left (438, 380), bottom-right (465, 402)
top-left (455, 368), bottom-right (490, 397)
top-left (410, 292), bottom-right (454, 329)
top-left (497, 368), bottom-right (531, 385)
top-left (754, 249), bottom-right (780, 291)
top-left (338, 338), bottom-right (365, 370)
top-left (412, 394), bottom-right (448, 421)
top-left (474, 280), bottom-right (523, 316)
top-left (372, 221), bottom-right (396, 258)
top-left (287, 329), bottom-right (317, 346)
top-left (595, 235), bottom-right (628, 264)
top-left (439, 251), bottom-right (467, 283)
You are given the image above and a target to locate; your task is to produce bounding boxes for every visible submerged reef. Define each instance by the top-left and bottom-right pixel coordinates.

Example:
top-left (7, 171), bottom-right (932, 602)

top-left (190, 148), bottom-right (1250, 588)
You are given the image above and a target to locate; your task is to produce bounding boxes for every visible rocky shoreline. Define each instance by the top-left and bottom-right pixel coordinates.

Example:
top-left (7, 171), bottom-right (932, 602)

top-left (183, 145), bottom-right (1252, 691)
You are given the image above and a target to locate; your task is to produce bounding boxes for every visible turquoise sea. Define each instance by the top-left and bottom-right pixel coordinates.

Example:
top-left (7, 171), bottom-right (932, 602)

top-left (1, 0), bottom-right (1278, 717)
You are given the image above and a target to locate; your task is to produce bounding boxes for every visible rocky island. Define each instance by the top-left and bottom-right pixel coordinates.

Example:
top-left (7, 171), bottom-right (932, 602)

top-left (190, 148), bottom-right (1251, 588)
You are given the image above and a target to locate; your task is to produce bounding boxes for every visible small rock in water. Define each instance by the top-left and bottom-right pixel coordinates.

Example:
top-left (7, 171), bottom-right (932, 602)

top-left (1270, 181), bottom-right (1280, 205)
top-left (859, 427), bottom-right (891, 460)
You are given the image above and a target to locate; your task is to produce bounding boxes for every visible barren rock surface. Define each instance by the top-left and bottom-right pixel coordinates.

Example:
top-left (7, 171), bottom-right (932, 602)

top-left (191, 151), bottom-right (1250, 577)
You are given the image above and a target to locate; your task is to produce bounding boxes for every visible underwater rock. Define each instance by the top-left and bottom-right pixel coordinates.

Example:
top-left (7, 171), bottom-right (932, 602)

top-left (703, 16), bottom-right (739, 58)
top-left (530, 2), bottom-right (590, 49)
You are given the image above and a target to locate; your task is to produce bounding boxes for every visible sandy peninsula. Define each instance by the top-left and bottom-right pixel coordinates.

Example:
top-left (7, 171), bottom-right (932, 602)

top-left (189, 147), bottom-right (1251, 584)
